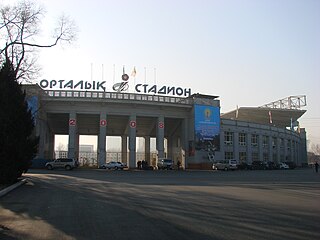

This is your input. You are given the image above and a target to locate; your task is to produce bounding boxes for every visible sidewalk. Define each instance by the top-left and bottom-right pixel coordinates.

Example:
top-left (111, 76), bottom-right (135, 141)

top-left (0, 179), bottom-right (27, 198)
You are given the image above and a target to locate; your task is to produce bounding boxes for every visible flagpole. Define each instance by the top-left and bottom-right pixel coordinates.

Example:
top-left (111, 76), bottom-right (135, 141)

top-left (102, 63), bottom-right (105, 92)
top-left (91, 63), bottom-right (93, 82)
top-left (144, 67), bottom-right (147, 84)
top-left (133, 66), bottom-right (136, 93)
top-left (102, 64), bottom-right (104, 81)
top-left (113, 64), bottom-right (115, 85)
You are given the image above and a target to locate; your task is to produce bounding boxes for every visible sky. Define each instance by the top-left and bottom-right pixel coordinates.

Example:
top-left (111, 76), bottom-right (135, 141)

top-left (3, 0), bottom-right (320, 149)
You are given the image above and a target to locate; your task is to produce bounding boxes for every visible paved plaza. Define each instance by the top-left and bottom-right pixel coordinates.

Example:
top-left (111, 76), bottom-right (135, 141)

top-left (0, 168), bottom-right (319, 240)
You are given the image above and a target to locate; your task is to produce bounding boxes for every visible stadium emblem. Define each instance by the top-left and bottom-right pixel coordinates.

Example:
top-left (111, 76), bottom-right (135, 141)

top-left (113, 67), bottom-right (130, 92)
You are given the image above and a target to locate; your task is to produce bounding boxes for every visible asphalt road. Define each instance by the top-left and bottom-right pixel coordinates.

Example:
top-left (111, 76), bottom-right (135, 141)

top-left (0, 168), bottom-right (319, 240)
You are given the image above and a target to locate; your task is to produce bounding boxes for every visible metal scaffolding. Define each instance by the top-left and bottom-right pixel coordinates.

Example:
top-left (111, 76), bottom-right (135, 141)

top-left (259, 95), bottom-right (306, 110)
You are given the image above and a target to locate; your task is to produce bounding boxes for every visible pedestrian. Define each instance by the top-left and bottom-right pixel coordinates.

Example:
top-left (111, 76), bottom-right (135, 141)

top-left (315, 162), bottom-right (319, 173)
top-left (177, 160), bottom-right (181, 170)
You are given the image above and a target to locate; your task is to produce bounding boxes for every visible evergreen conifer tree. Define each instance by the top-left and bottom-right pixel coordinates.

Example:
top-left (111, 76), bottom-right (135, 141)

top-left (0, 60), bottom-right (38, 184)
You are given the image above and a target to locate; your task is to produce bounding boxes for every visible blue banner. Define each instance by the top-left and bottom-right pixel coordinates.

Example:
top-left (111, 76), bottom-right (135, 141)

top-left (27, 96), bottom-right (38, 124)
top-left (194, 104), bottom-right (220, 151)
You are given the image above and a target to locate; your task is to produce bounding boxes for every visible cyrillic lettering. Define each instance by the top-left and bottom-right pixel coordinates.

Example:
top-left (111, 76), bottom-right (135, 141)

top-left (135, 84), bottom-right (142, 93)
top-left (184, 88), bottom-right (191, 97)
top-left (158, 86), bottom-right (166, 95)
top-left (50, 80), bottom-right (57, 88)
top-left (176, 87), bottom-right (183, 96)
top-left (167, 86), bottom-right (175, 95)
top-left (85, 81), bottom-right (92, 89)
top-left (142, 84), bottom-right (148, 93)
top-left (64, 80), bottom-right (74, 89)
top-left (148, 85), bottom-right (156, 94)
top-left (58, 80), bottom-right (64, 89)
top-left (74, 81), bottom-right (84, 90)
top-left (40, 79), bottom-right (48, 88)
top-left (96, 81), bottom-right (106, 91)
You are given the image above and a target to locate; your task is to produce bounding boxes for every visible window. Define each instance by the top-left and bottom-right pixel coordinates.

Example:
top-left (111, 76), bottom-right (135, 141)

top-left (251, 134), bottom-right (258, 147)
top-left (224, 132), bottom-right (233, 145)
top-left (225, 152), bottom-right (234, 160)
top-left (280, 138), bottom-right (284, 148)
top-left (239, 133), bottom-right (246, 146)
top-left (287, 140), bottom-right (291, 151)
top-left (239, 152), bottom-right (246, 163)
top-left (252, 152), bottom-right (259, 161)
top-left (263, 136), bottom-right (269, 148)
top-left (273, 153), bottom-right (277, 162)
top-left (263, 153), bottom-right (269, 162)
top-left (272, 137), bottom-right (277, 148)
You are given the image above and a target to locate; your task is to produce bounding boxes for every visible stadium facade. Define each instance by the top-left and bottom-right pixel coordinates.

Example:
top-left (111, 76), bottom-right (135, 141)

top-left (24, 83), bottom-right (307, 169)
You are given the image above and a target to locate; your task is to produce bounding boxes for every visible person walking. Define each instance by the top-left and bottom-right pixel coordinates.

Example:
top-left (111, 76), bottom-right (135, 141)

top-left (315, 162), bottom-right (319, 173)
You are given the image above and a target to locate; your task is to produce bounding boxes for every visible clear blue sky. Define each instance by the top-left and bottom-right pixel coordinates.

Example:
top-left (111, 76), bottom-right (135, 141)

top-left (5, 0), bottom-right (320, 148)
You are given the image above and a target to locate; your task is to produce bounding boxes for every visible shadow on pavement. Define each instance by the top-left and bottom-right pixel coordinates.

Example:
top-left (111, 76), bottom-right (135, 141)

top-left (0, 168), bottom-right (319, 240)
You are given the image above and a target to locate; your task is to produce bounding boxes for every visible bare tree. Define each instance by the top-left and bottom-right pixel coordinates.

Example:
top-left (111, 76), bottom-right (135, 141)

top-left (56, 142), bottom-right (67, 151)
top-left (0, 0), bottom-right (77, 81)
top-left (311, 143), bottom-right (320, 155)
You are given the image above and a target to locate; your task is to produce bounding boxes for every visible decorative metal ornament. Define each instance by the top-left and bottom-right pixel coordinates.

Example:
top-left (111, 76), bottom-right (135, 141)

top-left (122, 74), bottom-right (129, 81)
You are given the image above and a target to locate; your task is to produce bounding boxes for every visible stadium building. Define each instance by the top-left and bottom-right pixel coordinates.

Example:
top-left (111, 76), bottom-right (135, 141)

top-left (24, 82), bottom-right (307, 169)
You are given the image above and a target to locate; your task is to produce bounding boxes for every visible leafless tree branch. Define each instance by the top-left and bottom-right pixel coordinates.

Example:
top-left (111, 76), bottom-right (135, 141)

top-left (0, 0), bottom-right (77, 82)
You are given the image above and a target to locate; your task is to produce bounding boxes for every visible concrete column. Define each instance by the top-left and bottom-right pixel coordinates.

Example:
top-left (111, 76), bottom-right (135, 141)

top-left (276, 137), bottom-right (281, 163)
top-left (290, 139), bottom-right (294, 162)
top-left (247, 133), bottom-right (252, 164)
top-left (145, 136), bottom-right (151, 165)
top-left (122, 135), bottom-right (128, 166)
top-left (181, 119), bottom-right (188, 168)
top-left (259, 134), bottom-right (263, 162)
top-left (295, 140), bottom-right (298, 165)
top-left (269, 136), bottom-right (273, 162)
top-left (220, 131), bottom-right (225, 154)
top-left (233, 132), bottom-right (239, 162)
top-left (68, 112), bottom-right (77, 159)
top-left (98, 112), bottom-right (107, 167)
top-left (38, 116), bottom-right (47, 159)
top-left (167, 136), bottom-right (174, 160)
top-left (284, 139), bottom-right (288, 161)
top-left (48, 132), bottom-right (55, 159)
top-left (156, 116), bottom-right (165, 159)
top-left (75, 133), bottom-right (79, 162)
top-left (128, 115), bottom-right (136, 168)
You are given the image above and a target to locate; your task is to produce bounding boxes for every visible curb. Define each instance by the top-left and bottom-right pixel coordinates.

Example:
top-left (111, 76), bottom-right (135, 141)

top-left (0, 178), bottom-right (28, 198)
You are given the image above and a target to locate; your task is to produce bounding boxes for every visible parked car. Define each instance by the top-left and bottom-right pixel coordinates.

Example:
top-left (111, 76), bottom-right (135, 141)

top-left (157, 158), bottom-right (173, 170)
top-left (265, 161), bottom-right (277, 170)
top-left (237, 162), bottom-right (251, 170)
top-left (100, 161), bottom-right (124, 170)
top-left (278, 162), bottom-right (289, 169)
top-left (251, 161), bottom-right (267, 170)
top-left (284, 161), bottom-right (296, 169)
top-left (45, 158), bottom-right (77, 170)
top-left (212, 159), bottom-right (238, 171)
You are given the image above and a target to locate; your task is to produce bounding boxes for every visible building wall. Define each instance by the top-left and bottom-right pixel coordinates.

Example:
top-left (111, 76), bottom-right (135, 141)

top-left (213, 119), bottom-right (307, 166)
top-left (23, 85), bottom-right (307, 169)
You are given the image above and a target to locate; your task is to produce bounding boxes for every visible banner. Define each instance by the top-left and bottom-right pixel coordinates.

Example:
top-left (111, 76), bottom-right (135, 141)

top-left (194, 104), bottom-right (220, 151)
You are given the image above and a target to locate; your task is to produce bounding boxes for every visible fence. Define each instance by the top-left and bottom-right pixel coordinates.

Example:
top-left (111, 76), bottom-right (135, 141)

top-left (45, 90), bottom-right (192, 105)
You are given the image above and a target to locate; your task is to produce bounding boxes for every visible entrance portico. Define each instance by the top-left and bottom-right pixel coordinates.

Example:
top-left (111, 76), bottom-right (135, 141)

top-left (33, 87), bottom-right (195, 168)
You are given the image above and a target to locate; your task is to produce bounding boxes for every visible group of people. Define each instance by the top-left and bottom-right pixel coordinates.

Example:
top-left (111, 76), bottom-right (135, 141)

top-left (137, 160), bottom-right (150, 170)
top-left (137, 160), bottom-right (182, 170)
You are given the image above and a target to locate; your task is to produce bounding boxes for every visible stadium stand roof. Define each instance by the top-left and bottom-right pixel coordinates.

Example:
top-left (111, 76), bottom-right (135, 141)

top-left (221, 95), bottom-right (307, 128)
top-left (221, 107), bottom-right (306, 128)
